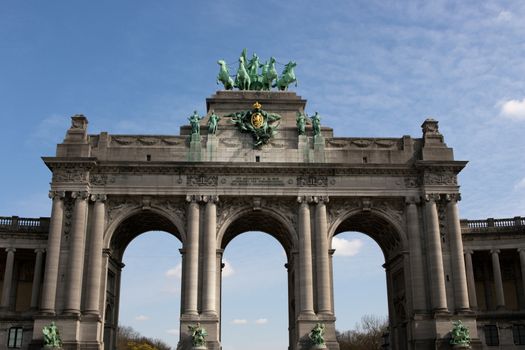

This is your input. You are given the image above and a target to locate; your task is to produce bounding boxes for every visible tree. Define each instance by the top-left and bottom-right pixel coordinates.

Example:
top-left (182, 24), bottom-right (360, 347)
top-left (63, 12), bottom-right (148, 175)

top-left (336, 315), bottom-right (388, 350)
top-left (117, 325), bottom-right (171, 350)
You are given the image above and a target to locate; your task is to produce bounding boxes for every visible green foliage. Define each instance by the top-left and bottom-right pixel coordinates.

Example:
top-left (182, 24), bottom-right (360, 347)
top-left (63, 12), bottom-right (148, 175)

top-left (336, 315), bottom-right (388, 350)
top-left (117, 325), bottom-right (171, 350)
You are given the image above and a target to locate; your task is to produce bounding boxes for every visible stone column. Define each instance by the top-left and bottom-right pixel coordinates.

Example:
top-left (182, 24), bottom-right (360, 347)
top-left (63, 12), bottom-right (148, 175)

top-left (314, 196), bottom-right (331, 315)
top-left (202, 195), bottom-right (218, 316)
top-left (63, 190), bottom-right (89, 315)
top-left (1, 248), bottom-right (16, 310)
top-left (30, 249), bottom-right (45, 309)
top-left (297, 196), bottom-right (315, 316)
top-left (84, 194), bottom-right (106, 315)
top-left (424, 194), bottom-right (448, 312)
top-left (491, 249), bottom-right (505, 309)
top-left (518, 248), bottom-right (525, 306)
top-left (464, 250), bottom-right (478, 309)
top-left (183, 195), bottom-right (200, 315)
top-left (446, 194), bottom-right (470, 311)
top-left (40, 190), bottom-right (65, 314)
top-left (405, 197), bottom-right (427, 312)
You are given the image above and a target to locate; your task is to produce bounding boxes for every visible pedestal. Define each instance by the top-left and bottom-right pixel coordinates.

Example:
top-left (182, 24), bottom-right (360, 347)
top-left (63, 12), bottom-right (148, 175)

top-left (313, 135), bottom-right (325, 162)
top-left (206, 134), bottom-right (218, 161)
top-left (189, 133), bottom-right (202, 161)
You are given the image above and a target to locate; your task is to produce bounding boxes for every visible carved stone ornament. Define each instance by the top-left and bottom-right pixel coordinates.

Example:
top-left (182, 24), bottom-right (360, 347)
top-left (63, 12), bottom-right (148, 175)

top-left (187, 175), bottom-right (218, 187)
top-left (71, 114), bottom-right (88, 129)
top-left (90, 194), bottom-right (107, 202)
top-left (226, 102), bottom-right (281, 147)
top-left (48, 190), bottom-right (66, 200)
top-left (106, 197), bottom-right (141, 223)
top-left (421, 118), bottom-right (441, 136)
top-left (89, 174), bottom-right (116, 186)
top-left (52, 168), bottom-right (88, 183)
top-left (424, 171), bottom-right (457, 186)
top-left (297, 175), bottom-right (328, 187)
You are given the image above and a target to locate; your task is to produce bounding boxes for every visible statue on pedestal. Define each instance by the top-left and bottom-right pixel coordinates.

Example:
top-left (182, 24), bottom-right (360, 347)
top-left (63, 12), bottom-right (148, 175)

top-left (450, 320), bottom-right (471, 348)
top-left (311, 112), bottom-right (321, 137)
top-left (189, 111), bottom-right (203, 136)
top-left (309, 323), bottom-right (326, 349)
top-left (207, 111), bottom-right (220, 135)
top-left (188, 322), bottom-right (208, 349)
top-left (296, 112), bottom-right (307, 135)
top-left (43, 322), bottom-right (62, 349)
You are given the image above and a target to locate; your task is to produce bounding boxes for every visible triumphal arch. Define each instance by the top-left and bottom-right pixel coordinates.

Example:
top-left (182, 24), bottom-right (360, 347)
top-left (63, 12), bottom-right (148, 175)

top-left (6, 52), bottom-right (512, 350)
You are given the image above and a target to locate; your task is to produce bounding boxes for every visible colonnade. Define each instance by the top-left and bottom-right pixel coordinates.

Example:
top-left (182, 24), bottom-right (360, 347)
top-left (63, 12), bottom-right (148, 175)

top-left (463, 247), bottom-right (525, 310)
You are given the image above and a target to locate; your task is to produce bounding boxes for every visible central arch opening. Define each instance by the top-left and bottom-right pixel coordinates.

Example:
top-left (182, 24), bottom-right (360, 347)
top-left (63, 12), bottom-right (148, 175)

top-left (219, 208), bottom-right (296, 350)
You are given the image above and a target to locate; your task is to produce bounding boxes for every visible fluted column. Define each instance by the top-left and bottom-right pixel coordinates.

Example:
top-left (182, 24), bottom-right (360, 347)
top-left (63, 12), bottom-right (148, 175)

top-left (314, 196), bottom-right (331, 315)
top-left (297, 196), bottom-right (315, 316)
top-left (40, 191), bottom-right (65, 314)
top-left (464, 250), bottom-right (478, 309)
top-left (202, 195), bottom-right (218, 316)
top-left (518, 248), bottom-right (525, 306)
top-left (63, 190), bottom-right (89, 315)
top-left (424, 194), bottom-right (448, 312)
top-left (446, 194), bottom-right (470, 311)
top-left (85, 194), bottom-right (106, 315)
top-left (491, 249), bottom-right (505, 309)
top-left (183, 195), bottom-right (200, 315)
top-left (405, 197), bottom-right (427, 312)
top-left (1, 248), bottom-right (16, 310)
top-left (30, 249), bottom-right (45, 309)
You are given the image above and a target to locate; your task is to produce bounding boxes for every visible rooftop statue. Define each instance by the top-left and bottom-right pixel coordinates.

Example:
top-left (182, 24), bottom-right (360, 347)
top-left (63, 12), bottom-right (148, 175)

top-left (216, 49), bottom-right (296, 91)
top-left (43, 322), bottom-right (62, 349)
top-left (217, 60), bottom-right (234, 90)
top-left (296, 112), bottom-right (308, 135)
top-left (311, 112), bottom-right (321, 136)
top-left (208, 110), bottom-right (220, 135)
top-left (189, 110), bottom-right (204, 136)
top-left (275, 61), bottom-right (297, 91)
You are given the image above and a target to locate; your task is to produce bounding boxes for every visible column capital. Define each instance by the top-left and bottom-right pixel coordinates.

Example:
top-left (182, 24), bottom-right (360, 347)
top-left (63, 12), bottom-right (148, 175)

top-left (297, 195), bottom-right (311, 204)
top-left (90, 193), bottom-right (107, 202)
top-left (405, 196), bottom-right (421, 205)
top-left (312, 196), bottom-right (329, 204)
top-left (5, 247), bottom-right (16, 253)
top-left (71, 190), bottom-right (89, 200)
top-left (424, 193), bottom-right (441, 202)
top-left (185, 194), bottom-right (202, 203)
top-left (49, 190), bottom-right (66, 200)
top-left (445, 193), bottom-right (461, 203)
top-left (490, 249), bottom-right (501, 255)
top-left (464, 249), bottom-right (474, 255)
top-left (518, 247), bottom-right (525, 253)
top-left (202, 195), bottom-right (219, 204)
top-left (34, 248), bottom-right (46, 254)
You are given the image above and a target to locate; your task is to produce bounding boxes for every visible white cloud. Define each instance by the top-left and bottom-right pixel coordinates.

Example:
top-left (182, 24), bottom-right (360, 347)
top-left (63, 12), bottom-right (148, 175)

top-left (255, 318), bottom-right (268, 325)
top-left (232, 319), bottom-right (247, 325)
top-left (135, 315), bottom-right (149, 321)
top-left (496, 10), bottom-right (513, 22)
top-left (515, 178), bottom-right (525, 190)
top-left (166, 329), bottom-right (179, 336)
top-left (332, 237), bottom-right (364, 257)
top-left (165, 263), bottom-right (182, 279)
top-left (222, 259), bottom-right (235, 277)
top-left (499, 98), bottom-right (525, 120)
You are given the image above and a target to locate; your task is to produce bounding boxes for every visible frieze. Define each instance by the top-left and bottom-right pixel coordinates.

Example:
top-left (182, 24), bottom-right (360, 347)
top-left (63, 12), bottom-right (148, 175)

top-left (52, 168), bottom-right (88, 183)
top-left (230, 176), bottom-right (285, 186)
top-left (89, 174), bottom-right (116, 186)
top-left (187, 175), bottom-right (218, 187)
top-left (297, 175), bottom-right (328, 187)
top-left (424, 172), bottom-right (457, 186)
top-left (404, 177), bottom-right (421, 188)
top-left (110, 136), bottom-right (183, 146)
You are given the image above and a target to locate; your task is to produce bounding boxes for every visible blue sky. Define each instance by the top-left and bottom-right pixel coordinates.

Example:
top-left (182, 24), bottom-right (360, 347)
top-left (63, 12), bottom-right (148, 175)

top-left (1, 1), bottom-right (525, 349)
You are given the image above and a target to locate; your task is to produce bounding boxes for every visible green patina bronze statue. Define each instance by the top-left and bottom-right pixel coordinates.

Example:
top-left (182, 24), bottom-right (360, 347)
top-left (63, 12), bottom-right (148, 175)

top-left (208, 110), bottom-right (220, 135)
top-left (275, 61), bottom-right (297, 91)
top-left (217, 60), bottom-right (234, 90)
top-left (309, 323), bottom-right (326, 347)
top-left (216, 49), bottom-right (296, 91)
top-left (188, 322), bottom-right (208, 348)
top-left (189, 110), bottom-right (203, 136)
top-left (296, 112), bottom-right (307, 135)
top-left (227, 101), bottom-right (281, 147)
top-left (450, 320), bottom-right (471, 348)
top-left (311, 112), bottom-right (321, 136)
top-left (43, 322), bottom-right (62, 349)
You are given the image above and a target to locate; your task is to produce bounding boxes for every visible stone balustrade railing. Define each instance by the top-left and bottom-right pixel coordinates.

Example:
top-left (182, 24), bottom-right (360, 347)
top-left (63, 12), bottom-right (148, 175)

top-left (0, 216), bottom-right (50, 233)
top-left (461, 216), bottom-right (525, 234)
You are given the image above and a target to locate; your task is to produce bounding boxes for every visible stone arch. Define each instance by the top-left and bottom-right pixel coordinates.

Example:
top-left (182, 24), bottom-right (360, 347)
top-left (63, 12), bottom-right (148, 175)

top-left (217, 205), bottom-right (297, 257)
top-left (104, 204), bottom-right (186, 260)
top-left (328, 208), bottom-right (407, 258)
